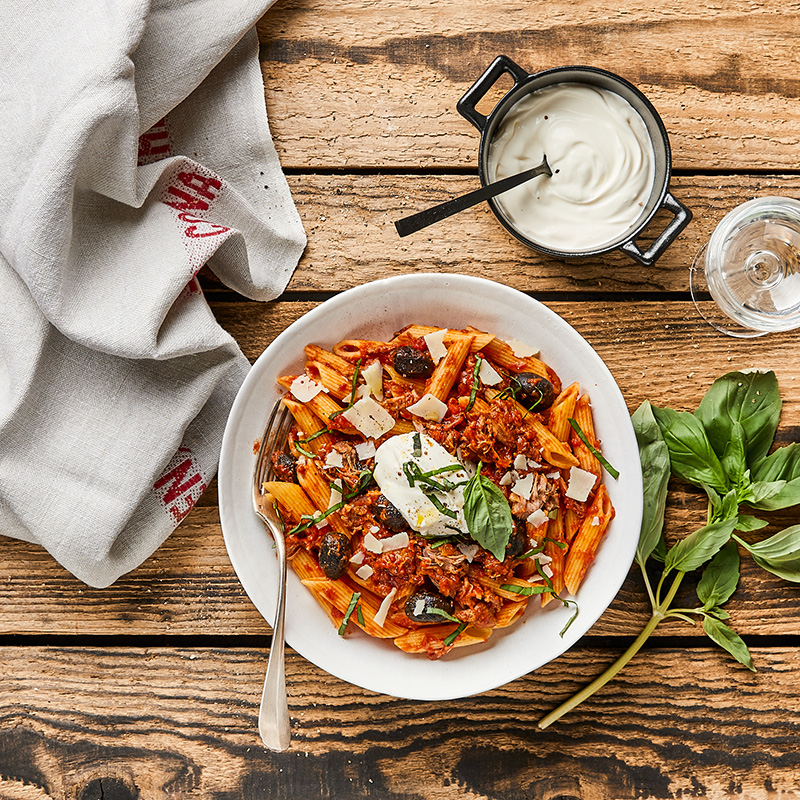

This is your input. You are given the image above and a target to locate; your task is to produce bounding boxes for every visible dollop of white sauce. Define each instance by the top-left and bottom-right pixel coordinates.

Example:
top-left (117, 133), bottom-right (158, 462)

top-left (373, 432), bottom-right (469, 538)
top-left (487, 83), bottom-right (655, 251)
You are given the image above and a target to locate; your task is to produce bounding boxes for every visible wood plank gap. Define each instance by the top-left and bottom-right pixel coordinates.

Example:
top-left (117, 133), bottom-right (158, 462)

top-left (203, 289), bottom-right (698, 304)
top-left (3, 633), bottom-right (798, 649)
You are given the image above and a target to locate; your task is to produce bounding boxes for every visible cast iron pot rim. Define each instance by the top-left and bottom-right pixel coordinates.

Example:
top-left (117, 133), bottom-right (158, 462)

top-left (477, 63), bottom-right (673, 259)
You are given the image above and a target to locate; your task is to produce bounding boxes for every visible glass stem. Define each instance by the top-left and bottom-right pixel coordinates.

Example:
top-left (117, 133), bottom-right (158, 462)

top-left (537, 570), bottom-right (685, 729)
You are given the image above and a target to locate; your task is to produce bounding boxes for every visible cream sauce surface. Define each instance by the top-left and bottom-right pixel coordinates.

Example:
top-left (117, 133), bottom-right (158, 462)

top-left (487, 83), bottom-right (655, 251)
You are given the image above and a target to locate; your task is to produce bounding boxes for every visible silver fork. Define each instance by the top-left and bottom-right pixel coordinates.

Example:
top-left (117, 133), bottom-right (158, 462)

top-left (251, 398), bottom-right (293, 751)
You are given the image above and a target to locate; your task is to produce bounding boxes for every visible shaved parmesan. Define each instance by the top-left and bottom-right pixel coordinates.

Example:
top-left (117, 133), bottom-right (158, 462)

top-left (423, 329), bottom-right (448, 363)
top-left (542, 564), bottom-right (554, 578)
top-left (406, 393), bottom-right (448, 422)
top-left (499, 471), bottom-right (514, 487)
top-left (513, 454), bottom-right (528, 471)
top-left (536, 553), bottom-right (552, 565)
top-left (457, 543), bottom-right (480, 562)
top-left (328, 481), bottom-right (343, 509)
top-left (512, 473), bottom-right (534, 499)
top-left (324, 450), bottom-right (344, 468)
top-left (527, 509), bottom-right (548, 528)
top-left (478, 358), bottom-right (502, 386)
top-left (528, 458), bottom-right (541, 469)
top-left (565, 466), bottom-right (597, 502)
top-left (591, 516), bottom-right (601, 526)
top-left (374, 587), bottom-right (397, 628)
top-left (369, 525), bottom-right (380, 534)
top-left (546, 471), bottom-right (560, 479)
top-left (355, 439), bottom-right (376, 461)
top-left (381, 532), bottom-right (410, 552)
top-left (413, 598), bottom-right (425, 616)
top-left (503, 337), bottom-right (538, 358)
top-left (362, 361), bottom-right (384, 400)
top-left (290, 375), bottom-right (325, 403)
top-left (355, 564), bottom-right (374, 580)
top-left (363, 532), bottom-right (383, 553)
top-left (342, 396), bottom-right (395, 439)
top-left (349, 551), bottom-right (365, 565)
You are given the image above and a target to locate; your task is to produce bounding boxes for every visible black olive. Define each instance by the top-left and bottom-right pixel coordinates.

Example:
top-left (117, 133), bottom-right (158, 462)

top-left (506, 519), bottom-right (528, 558)
top-left (512, 372), bottom-right (556, 411)
top-left (371, 494), bottom-right (408, 532)
top-left (405, 590), bottom-right (456, 623)
top-left (393, 346), bottom-right (435, 379)
top-left (318, 531), bottom-right (350, 579)
top-left (272, 452), bottom-right (297, 482)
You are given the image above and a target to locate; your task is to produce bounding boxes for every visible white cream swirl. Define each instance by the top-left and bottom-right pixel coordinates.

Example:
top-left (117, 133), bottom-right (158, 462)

top-left (487, 83), bottom-right (655, 251)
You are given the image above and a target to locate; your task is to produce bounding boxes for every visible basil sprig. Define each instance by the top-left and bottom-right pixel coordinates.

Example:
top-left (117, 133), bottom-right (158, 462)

top-left (463, 463), bottom-right (513, 561)
top-left (540, 370), bottom-right (800, 729)
top-left (568, 417), bottom-right (619, 480)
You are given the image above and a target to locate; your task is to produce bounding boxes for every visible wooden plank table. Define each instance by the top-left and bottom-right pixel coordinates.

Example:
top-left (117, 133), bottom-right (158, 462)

top-left (3, 1), bottom-right (800, 797)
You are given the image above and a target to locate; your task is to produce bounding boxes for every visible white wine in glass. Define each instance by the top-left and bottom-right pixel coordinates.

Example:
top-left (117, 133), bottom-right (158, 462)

top-left (690, 197), bottom-right (800, 338)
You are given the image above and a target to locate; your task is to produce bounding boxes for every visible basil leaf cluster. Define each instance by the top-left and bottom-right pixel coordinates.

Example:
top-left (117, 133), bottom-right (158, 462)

top-left (635, 370), bottom-right (800, 671)
top-left (463, 465), bottom-right (513, 561)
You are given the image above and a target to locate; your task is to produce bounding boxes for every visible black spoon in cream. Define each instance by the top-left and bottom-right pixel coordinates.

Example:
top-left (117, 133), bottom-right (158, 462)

top-left (394, 156), bottom-right (552, 238)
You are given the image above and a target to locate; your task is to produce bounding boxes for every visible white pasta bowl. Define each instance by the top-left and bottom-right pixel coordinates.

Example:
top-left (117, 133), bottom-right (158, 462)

top-left (218, 273), bottom-right (642, 700)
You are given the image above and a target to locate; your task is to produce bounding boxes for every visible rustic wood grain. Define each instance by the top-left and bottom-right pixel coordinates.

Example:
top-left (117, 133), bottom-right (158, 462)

top-left (257, 0), bottom-right (800, 170)
top-left (3, 645), bottom-right (800, 799)
top-left (282, 173), bottom-right (800, 293)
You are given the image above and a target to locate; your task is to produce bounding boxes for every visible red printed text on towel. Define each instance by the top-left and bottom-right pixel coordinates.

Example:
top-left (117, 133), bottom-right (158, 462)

top-left (153, 447), bottom-right (207, 525)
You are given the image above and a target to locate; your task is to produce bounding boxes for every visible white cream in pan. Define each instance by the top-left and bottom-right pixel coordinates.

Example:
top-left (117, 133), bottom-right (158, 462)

top-left (487, 83), bottom-right (655, 251)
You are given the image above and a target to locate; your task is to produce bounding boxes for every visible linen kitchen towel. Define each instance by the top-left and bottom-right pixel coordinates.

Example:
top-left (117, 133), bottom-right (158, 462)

top-left (0, 0), bottom-right (306, 587)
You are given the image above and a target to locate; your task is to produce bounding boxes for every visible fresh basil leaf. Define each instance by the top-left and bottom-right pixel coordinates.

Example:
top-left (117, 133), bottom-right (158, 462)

top-left (632, 401), bottom-right (671, 566)
top-left (705, 486), bottom-right (738, 525)
top-left (735, 515), bottom-right (769, 532)
top-left (696, 540), bottom-right (739, 610)
top-left (754, 442), bottom-right (800, 481)
top-left (694, 370), bottom-right (780, 469)
top-left (651, 534), bottom-right (667, 563)
top-left (702, 615), bottom-right (756, 672)
top-left (463, 466), bottom-right (513, 561)
top-left (705, 606), bottom-right (730, 620)
top-left (664, 517), bottom-right (737, 574)
top-left (734, 525), bottom-right (800, 582)
top-left (741, 479), bottom-right (789, 509)
top-left (751, 444), bottom-right (800, 510)
top-left (720, 421), bottom-right (748, 487)
top-left (652, 406), bottom-right (729, 493)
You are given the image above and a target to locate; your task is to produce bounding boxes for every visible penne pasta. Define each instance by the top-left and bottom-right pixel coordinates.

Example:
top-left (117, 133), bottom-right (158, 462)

top-left (425, 335), bottom-right (473, 401)
top-left (563, 485), bottom-right (615, 595)
top-left (260, 321), bottom-right (615, 661)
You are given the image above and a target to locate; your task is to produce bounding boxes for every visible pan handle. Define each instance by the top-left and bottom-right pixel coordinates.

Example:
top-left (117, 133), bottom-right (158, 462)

top-left (620, 193), bottom-right (693, 266)
top-left (457, 55), bottom-right (529, 133)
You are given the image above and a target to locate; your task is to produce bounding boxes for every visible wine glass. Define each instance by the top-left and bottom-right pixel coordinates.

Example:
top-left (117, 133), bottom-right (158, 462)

top-left (690, 197), bottom-right (800, 338)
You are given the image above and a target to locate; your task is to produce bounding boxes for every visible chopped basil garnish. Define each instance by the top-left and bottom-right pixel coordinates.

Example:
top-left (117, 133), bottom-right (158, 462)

top-left (568, 417), bottom-right (620, 480)
top-left (500, 583), bottom-right (551, 596)
top-left (330, 358), bottom-right (363, 419)
top-left (338, 592), bottom-right (361, 635)
top-left (412, 432), bottom-right (422, 458)
top-left (444, 621), bottom-right (467, 647)
top-left (424, 607), bottom-right (460, 623)
top-left (465, 356), bottom-right (482, 412)
top-left (356, 604), bottom-right (365, 627)
top-left (294, 443), bottom-right (316, 459)
top-left (288, 499), bottom-right (346, 535)
top-left (297, 428), bottom-right (330, 444)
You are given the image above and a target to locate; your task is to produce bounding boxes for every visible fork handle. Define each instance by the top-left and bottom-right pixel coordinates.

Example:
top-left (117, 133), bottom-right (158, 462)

top-left (258, 531), bottom-right (290, 751)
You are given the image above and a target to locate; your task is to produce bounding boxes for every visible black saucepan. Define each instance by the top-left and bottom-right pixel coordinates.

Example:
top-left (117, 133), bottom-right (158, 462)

top-left (457, 55), bottom-right (692, 266)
